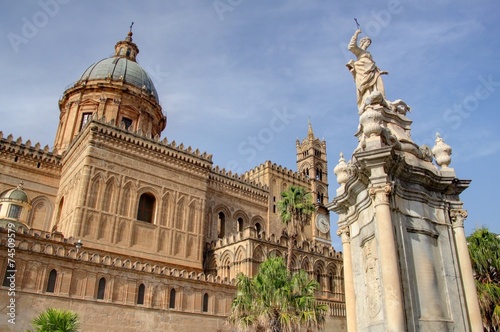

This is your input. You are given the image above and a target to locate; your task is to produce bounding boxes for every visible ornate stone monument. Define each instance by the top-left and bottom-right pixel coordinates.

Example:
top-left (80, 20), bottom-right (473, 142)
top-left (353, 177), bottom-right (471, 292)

top-left (328, 28), bottom-right (482, 331)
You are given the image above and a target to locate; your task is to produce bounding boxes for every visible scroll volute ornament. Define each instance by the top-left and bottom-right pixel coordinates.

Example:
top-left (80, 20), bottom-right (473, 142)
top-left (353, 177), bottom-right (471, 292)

top-left (450, 209), bottom-right (468, 228)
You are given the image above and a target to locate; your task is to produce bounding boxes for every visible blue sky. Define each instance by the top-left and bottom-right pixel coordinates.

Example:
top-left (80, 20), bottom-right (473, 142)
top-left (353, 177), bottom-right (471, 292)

top-left (1, 1), bottom-right (499, 248)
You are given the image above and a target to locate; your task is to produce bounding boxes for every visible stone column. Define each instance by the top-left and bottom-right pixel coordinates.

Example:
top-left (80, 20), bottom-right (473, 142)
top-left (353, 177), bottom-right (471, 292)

top-left (369, 184), bottom-right (406, 332)
top-left (450, 209), bottom-right (483, 331)
top-left (338, 226), bottom-right (356, 332)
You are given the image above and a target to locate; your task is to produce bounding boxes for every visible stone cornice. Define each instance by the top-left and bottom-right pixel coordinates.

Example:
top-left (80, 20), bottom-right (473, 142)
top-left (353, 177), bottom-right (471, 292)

top-left (63, 118), bottom-right (213, 173)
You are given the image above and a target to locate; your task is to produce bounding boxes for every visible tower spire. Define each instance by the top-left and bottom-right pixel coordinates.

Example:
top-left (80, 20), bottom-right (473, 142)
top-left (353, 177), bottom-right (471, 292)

top-left (308, 117), bottom-right (314, 140)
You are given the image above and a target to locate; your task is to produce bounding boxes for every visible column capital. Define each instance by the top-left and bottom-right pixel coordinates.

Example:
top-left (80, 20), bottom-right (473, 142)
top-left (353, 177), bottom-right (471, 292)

top-left (369, 183), bottom-right (392, 205)
top-left (450, 209), bottom-right (468, 228)
top-left (337, 226), bottom-right (351, 243)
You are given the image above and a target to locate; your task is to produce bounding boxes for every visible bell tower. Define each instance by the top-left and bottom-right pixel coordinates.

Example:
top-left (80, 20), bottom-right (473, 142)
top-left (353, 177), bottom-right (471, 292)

top-left (296, 120), bottom-right (330, 244)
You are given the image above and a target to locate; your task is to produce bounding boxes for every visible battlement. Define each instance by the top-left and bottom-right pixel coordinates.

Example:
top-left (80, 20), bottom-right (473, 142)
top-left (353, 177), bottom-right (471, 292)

top-left (243, 160), bottom-right (309, 184)
top-left (0, 131), bottom-right (61, 169)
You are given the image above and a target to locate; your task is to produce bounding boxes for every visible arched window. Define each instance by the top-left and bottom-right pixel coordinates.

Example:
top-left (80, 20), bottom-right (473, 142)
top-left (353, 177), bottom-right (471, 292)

top-left (97, 277), bottom-right (106, 300)
top-left (169, 288), bottom-right (176, 309)
top-left (137, 193), bottom-right (156, 223)
top-left (218, 212), bottom-right (225, 238)
top-left (202, 293), bottom-right (209, 312)
top-left (255, 223), bottom-right (262, 234)
top-left (137, 283), bottom-right (145, 305)
top-left (316, 271), bottom-right (322, 291)
top-left (46, 269), bottom-right (57, 293)
top-left (237, 217), bottom-right (243, 232)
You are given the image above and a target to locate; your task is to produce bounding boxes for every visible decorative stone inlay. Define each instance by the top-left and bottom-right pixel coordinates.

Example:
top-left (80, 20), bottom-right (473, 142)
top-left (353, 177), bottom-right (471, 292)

top-left (450, 209), bottom-right (468, 228)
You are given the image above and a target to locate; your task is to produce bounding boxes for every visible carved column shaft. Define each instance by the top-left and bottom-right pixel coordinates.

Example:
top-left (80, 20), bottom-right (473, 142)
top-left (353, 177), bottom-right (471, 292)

top-left (338, 226), bottom-right (357, 332)
top-left (450, 209), bottom-right (483, 331)
top-left (369, 184), bottom-right (406, 332)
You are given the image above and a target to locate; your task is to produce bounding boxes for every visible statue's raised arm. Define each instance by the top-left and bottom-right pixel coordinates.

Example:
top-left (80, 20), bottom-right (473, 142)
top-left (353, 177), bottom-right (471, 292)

top-left (346, 29), bottom-right (388, 112)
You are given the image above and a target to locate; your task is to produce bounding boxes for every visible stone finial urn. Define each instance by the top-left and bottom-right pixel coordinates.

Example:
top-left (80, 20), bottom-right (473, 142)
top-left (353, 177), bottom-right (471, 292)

top-left (334, 152), bottom-right (349, 185)
top-left (432, 133), bottom-right (452, 168)
top-left (360, 107), bottom-right (382, 137)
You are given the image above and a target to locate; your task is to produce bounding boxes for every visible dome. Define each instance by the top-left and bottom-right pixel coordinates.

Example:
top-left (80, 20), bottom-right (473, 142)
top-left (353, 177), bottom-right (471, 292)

top-left (79, 57), bottom-right (159, 103)
top-left (1, 184), bottom-right (29, 203)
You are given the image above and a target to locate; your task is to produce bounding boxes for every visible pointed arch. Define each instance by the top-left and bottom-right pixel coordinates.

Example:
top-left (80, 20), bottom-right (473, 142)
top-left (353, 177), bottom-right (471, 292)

top-left (96, 277), bottom-right (106, 300)
top-left (88, 173), bottom-right (102, 209)
top-left (187, 199), bottom-right (198, 233)
top-left (301, 257), bottom-right (311, 273)
top-left (120, 182), bottom-right (132, 217)
top-left (175, 196), bottom-right (186, 230)
top-left (202, 293), bottom-right (209, 312)
top-left (137, 283), bottom-right (146, 305)
top-left (169, 288), bottom-right (176, 309)
top-left (161, 191), bottom-right (173, 227)
top-left (46, 269), bottom-right (57, 293)
top-left (102, 177), bottom-right (117, 213)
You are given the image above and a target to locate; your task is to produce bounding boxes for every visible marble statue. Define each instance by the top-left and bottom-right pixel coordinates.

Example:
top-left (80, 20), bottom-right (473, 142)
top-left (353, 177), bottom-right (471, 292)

top-left (346, 29), bottom-right (388, 111)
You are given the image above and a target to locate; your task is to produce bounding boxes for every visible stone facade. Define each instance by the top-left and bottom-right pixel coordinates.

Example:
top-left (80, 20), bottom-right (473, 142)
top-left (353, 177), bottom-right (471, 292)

top-left (0, 31), bottom-right (345, 331)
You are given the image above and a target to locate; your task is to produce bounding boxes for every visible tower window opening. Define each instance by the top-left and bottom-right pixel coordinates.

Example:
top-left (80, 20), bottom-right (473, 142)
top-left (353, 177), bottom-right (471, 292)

top-left (137, 283), bottom-right (145, 305)
top-left (329, 273), bottom-right (335, 293)
top-left (237, 217), bottom-right (244, 232)
top-left (46, 269), bottom-right (57, 293)
top-left (169, 288), bottom-right (176, 309)
top-left (137, 193), bottom-right (155, 223)
top-left (80, 112), bottom-right (92, 131)
top-left (218, 212), bottom-right (225, 238)
top-left (121, 117), bottom-right (133, 130)
top-left (97, 277), bottom-right (106, 300)
top-left (202, 293), bottom-right (209, 312)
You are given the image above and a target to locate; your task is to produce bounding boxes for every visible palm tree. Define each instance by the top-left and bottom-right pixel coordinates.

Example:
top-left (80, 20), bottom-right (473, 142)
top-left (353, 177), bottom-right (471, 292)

top-left (26, 308), bottom-right (80, 332)
top-left (467, 228), bottom-right (500, 331)
top-left (228, 257), bottom-right (327, 332)
top-left (277, 186), bottom-right (315, 272)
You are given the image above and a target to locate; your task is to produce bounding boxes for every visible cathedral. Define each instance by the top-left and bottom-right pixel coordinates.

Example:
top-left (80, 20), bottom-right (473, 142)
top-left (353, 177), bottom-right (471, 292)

top-left (0, 31), bottom-right (346, 331)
